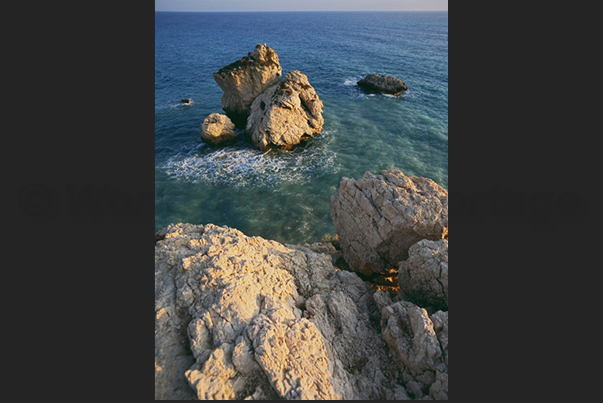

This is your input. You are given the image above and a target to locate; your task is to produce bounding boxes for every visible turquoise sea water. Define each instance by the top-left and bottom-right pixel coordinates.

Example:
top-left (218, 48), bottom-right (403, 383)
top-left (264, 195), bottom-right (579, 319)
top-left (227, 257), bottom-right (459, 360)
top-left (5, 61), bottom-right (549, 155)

top-left (155, 11), bottom-right (447, 245)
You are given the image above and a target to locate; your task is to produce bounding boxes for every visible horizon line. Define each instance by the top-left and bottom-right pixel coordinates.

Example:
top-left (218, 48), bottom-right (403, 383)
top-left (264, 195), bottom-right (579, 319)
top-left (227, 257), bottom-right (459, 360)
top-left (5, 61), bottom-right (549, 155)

top-left (155, 10), bottom-right (448, 13)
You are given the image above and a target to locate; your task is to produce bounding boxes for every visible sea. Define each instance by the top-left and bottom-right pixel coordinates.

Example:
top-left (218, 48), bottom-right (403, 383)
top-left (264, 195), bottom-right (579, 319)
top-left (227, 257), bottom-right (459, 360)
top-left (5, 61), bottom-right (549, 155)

top-left (155, 11), bottom-right (448, 245)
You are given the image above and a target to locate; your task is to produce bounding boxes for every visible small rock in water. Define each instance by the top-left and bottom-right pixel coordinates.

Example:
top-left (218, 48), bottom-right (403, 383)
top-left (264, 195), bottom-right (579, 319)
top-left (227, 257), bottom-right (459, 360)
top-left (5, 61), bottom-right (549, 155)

top-left (200, 113), bottom-right (238, 146)
top-left (357, 74), bottom-right (408, 95)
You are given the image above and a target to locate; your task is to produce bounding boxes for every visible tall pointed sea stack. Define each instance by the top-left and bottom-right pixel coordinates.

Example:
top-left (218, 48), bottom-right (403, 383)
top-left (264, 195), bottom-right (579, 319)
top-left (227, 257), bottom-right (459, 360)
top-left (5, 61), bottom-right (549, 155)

top-left (213, 44), bottom-right (283, 128)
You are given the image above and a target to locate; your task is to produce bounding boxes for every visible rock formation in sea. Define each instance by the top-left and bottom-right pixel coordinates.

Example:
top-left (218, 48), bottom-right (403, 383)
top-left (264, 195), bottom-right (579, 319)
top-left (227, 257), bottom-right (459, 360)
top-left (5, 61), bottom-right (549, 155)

top-left (213, 44), bottom-right (283, 129)
top-left (155, 169), bottom-right (449, 400)
top-left (357, 73), bottom-right (408, 95)
top-left (200, 113), bottom-right (238, 146)
top-left (246, 70), bottom-right (324, 151)
top-left (330, 169), bottom-right (448, 276)
top-left (212, 44), bottom-right (324, 150)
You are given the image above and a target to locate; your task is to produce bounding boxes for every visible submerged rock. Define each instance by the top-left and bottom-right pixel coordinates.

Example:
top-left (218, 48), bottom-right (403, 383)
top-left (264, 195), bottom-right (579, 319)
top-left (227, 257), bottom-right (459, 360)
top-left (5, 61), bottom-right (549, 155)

top-left (330, 169), bottom-right (448, 276)
top-left (213, 44), bottom-right (283, 128)
top-left (357, 73), bottom-right (408, 95)
top-left (155, 223), bottom-right (437, 400)
top-left (246, 70), bottom-right (324, 151)
top-left (200, 113), bottom-right (238, 146)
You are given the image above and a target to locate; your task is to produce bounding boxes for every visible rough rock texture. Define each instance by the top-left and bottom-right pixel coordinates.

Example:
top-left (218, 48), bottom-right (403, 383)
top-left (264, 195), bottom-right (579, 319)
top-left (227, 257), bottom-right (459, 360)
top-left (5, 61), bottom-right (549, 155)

top-left (373, 292), bottom-right (448, 400)
top-left (245, 70), bottom-right (324, 151)
top-left (302, 240), bottom-right (344, 268)
top-left (357, 73), bottom-right (408, 94)
top-left (200, 113), bottom-right (238, 146)
top-left (213, 44), bottom-right (283, 128)
top-left (330, 169), bottom-right (448, 276)
top-left (156, 168), bottom-right (451, 399)
top-left (155, 223), bottom-right (444, 400)
top-left (399, 239), bottom-right (449, 311)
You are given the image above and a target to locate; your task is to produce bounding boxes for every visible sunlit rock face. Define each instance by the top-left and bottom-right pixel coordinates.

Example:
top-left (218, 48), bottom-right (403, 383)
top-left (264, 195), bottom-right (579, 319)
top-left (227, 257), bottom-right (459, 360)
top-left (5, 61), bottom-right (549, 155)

top-left (200, 113), bottom-right (238, 146)
top-left (155, 168), bottom-right (450, 400)
top-left (213, 44), bottom-right (283, 129)
top-left (155, 223), bottom-right (447, 400)
top-left (246, 70), bottom-right (324, 151)
top-left (330, 169), bottom-right (448, 276)
top-left (213, 44), bottom-right (323, 150)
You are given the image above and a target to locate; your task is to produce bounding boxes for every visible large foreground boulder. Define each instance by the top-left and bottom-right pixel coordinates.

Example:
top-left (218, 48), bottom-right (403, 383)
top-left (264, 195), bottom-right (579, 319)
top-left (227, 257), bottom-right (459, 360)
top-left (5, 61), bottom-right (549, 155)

top-left (200, 113), bottom-right (238, 146)
top-left (357, 73), bottom-right (408, 95)
top-left (155, 223), bottom-right (448, 400)
top-left (213, 44), bottom-right (283, 128)
top-left (246, 70), bottom-right (324, 150)
top-left (330, 170), bottom-right (448, 276)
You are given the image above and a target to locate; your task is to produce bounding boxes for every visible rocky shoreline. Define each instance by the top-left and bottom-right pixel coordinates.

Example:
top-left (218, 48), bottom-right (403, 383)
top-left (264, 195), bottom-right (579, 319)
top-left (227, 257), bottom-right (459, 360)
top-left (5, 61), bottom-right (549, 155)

top-left (155, 170), bottom-right (448, 400)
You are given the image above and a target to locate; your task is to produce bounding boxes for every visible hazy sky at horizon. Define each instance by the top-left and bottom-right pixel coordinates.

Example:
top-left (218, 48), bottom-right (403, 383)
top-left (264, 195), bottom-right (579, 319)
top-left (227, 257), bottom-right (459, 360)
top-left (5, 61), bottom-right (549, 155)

top-left (155, 0), bottom-right (448, 12)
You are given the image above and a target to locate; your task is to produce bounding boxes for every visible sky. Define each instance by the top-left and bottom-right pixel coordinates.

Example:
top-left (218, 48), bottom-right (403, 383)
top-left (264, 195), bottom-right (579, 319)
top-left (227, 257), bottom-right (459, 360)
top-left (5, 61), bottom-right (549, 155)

top-left (155, 0), bottom-right (448, 12)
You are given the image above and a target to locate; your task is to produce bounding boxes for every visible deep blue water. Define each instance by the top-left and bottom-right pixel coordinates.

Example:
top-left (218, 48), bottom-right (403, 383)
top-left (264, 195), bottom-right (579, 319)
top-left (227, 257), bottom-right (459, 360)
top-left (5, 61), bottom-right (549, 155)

top-left (155, 11), bottom-right (447, 245)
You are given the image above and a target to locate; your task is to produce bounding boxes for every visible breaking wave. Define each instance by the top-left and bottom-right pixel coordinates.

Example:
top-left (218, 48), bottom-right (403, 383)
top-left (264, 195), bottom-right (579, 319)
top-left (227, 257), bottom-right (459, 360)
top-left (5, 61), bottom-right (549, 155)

top-left (159, 133), bottom-right (336, 188)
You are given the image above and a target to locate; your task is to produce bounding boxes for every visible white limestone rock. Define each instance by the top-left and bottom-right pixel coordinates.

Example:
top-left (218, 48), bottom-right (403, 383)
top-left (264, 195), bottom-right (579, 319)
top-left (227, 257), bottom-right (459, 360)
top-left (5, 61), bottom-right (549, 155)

top-left (155, 223), bottom-right (416, 400)
top-left (200, 113), bottom-right (238, 146)
top-left (213, 44), bottom-right (283, 128)
top-left (398, 238), bottom-right (449, 311)
top-left (330, 169), bottom-right (448, 276)
top-left (246, 70), bottom-right (324, 150)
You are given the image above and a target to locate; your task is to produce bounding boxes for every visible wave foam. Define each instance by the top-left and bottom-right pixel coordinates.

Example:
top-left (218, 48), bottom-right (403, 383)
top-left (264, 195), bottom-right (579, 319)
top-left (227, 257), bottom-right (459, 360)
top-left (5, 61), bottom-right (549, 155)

top-left (160, 135), bottom-right (336, 188)
top-left (168, 99), bottom-right (195, 108)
